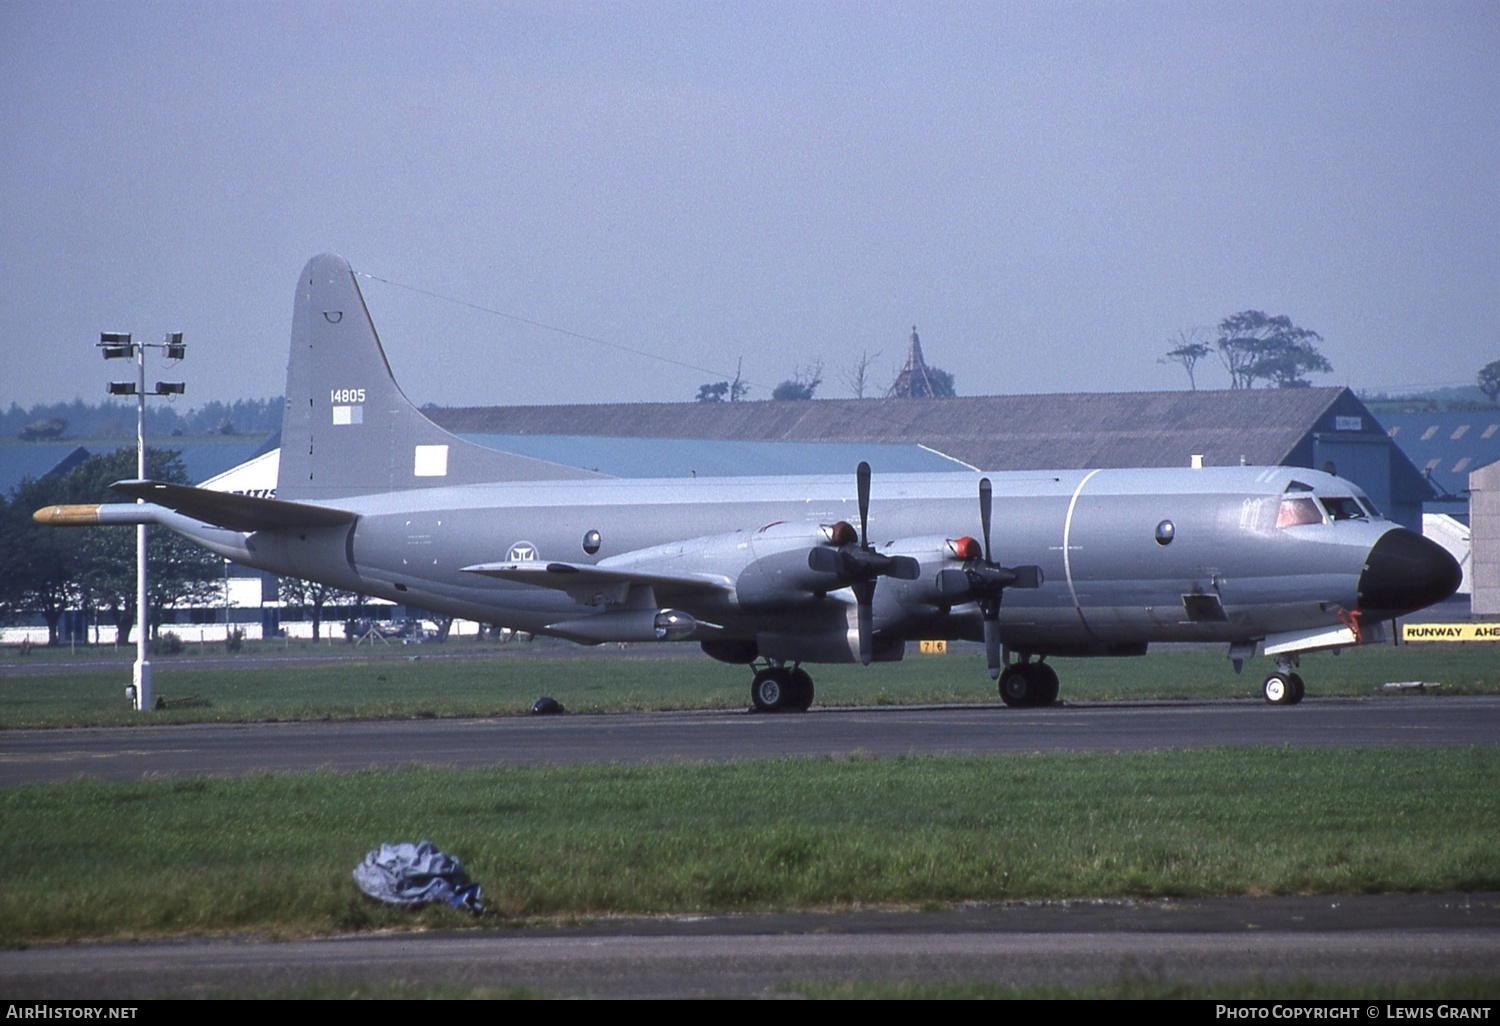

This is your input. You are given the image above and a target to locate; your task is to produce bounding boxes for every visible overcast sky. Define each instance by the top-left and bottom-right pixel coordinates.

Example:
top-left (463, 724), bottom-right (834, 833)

top-left (2, 1), bottom-right (1496, 413)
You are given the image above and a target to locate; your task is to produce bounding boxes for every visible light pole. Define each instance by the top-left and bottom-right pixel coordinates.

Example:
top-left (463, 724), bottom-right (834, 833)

top-left (101, 331), bottom-right (185, 712)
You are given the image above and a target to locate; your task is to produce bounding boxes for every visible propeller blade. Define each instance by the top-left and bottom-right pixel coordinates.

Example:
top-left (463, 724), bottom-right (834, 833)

top-left (983, 614), bottom-right (1002, 680)
top-left (853, 579), bottom-right (875, 665)
top-left (979, 477), bottom-right (993, 565)
top-left (807, 547), bottom-right (841, 574)
top-left (887, 555), bottom-right (921, 581)
top-left (857, 461), bottom-right (871, 549)
top-left (1010, 565), bottom-right (1044, 589)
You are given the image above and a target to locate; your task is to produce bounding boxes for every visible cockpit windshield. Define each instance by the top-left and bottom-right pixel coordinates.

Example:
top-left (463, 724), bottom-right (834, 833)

top-left (1320, 497), bottom-right (1368, 521)
top-left (1276, 496), bottom-right (1323, 528)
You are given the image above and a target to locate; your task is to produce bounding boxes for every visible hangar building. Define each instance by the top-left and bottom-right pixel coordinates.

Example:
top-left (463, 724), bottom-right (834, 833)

top-left (431, 386), bottom-right (1436, 532)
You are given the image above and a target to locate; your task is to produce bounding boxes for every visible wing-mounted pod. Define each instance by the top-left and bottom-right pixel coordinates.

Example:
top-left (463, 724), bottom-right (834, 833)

top-left (933, 477), bottom-right (1044, 678)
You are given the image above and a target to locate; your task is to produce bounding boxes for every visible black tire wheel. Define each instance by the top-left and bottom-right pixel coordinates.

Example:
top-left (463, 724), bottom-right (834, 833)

top-left (1263, 672), bottom-right (1297, 705)
top-left (751, 669), bottom-right (789, 713)
top-left (1033, 662), bottom-right (1060, 706)
top-left (788, 667), bottom-right (814, 712)
top-left (998, 665), bottom-right (1033, 708)
top-left (1287, 672), bottom-right (1306, 705)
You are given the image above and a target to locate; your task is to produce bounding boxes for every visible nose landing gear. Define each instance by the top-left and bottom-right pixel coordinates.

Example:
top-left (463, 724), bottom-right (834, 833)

top-left (1262, 656), bottom-right (1306, 705)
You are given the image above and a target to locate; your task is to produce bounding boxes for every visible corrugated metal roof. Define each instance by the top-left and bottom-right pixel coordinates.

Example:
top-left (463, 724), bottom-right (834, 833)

top-left (456, 434), bottom-right (971, 478)
top-left (431, 388), bottom-right (1354, 471)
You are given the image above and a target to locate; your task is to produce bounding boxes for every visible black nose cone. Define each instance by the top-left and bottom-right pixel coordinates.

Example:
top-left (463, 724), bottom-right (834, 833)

top-left (1357, 528), bottom-right (1463, 616)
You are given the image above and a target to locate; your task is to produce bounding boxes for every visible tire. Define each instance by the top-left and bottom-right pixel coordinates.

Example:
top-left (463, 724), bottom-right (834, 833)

top-left (751, 669), bottom-right (791, 713)
top-left (789, 668), bottom-right (814, 712)
top-left (999, 665), bottom-right (1033, 708)
top-left (1263, 672), bottom-right (1296, 705)
top-left (1033, 662), bottom-right (1060, 706)
top-left (1287, 672), bottom-right (1306, 705)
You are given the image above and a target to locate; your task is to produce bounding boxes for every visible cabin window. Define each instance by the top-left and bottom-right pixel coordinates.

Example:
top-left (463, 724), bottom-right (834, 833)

top-left (1320, 497), bottom-right (1367, 521)
top-left (1276, 496), bottom-right (1323, 528)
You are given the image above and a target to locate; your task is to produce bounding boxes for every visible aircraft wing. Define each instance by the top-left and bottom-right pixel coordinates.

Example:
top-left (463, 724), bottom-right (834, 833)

top-left (108, 480), bottom-right (355, 531)
top-left (462, 560), bottom-right (732, 607)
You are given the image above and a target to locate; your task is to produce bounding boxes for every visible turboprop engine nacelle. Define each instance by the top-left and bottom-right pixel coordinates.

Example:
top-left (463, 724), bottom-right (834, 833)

top-left (735, 520), bottom-right (863, 612)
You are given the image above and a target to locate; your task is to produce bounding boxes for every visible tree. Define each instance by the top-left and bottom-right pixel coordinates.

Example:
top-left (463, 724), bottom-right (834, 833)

top-left (1159, 329), bottom-right (1213, 390)
top-left (5, 448), bottom-right (224, 645)
top-left (0, 478), bottom-right (79, 644)
top-left (772, 361), bottom-right (824, 401)
top-left (1479, 360), bottom-right (1500, 403)
top-left (1215, 311), bottom-right (1332, 389)
top-left (841, 349), bottom-right (882, 399)
top-left (277, 576), bottom-right (360, 640)
top-left (695, 358), bottom-right (748, 402)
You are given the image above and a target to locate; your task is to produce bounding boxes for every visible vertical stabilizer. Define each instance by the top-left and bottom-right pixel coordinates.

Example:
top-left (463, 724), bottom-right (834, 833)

top-left (277, 254), bottom-right (601, 501)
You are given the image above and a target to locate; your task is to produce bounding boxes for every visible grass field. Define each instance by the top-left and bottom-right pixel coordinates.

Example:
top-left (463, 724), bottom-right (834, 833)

top-left (1, 640), bottom-right (1496, 728)
top-left (4, 642), bottom-right (1497, 998)
top-left (2, 746), bottom-right (1496, 945)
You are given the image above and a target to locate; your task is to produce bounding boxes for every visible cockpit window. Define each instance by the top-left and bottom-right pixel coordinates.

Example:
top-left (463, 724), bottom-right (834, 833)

top-left (1320, 497), bottom-right (1367, 521)
top-left (1357, 496), bottom-right (1382, 519)
top-left (1276, 496), bottom-right (1324, 528)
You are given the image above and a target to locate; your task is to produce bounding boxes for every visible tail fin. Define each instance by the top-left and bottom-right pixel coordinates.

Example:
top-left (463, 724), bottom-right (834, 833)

top-left (277, 254), bottom-right (601, 501)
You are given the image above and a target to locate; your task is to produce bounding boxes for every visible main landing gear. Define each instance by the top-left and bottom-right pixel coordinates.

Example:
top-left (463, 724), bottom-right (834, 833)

top-left (1262, 655), bottom-right (1305, 705)
top-left (997, 659), bottom-right (1059, 708)
top-left (750, 664), bottom-right (814, 713)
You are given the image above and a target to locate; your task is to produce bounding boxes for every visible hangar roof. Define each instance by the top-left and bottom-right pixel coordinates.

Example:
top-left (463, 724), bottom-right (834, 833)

top-left (432, 387), bottom-right (1383, 473)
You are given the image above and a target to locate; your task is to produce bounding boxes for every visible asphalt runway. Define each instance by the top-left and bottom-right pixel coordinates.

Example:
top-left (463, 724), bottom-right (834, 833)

top-left (4, 698), bottom-right (1497, 998)
top-left (2, 695), bottom-right (1497, 787)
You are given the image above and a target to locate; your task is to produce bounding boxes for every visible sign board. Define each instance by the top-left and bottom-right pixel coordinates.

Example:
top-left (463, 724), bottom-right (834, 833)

top-left (1401, 623), bottom-right (1500, 642)
top-left (918, 640), bottom-right (948, 654)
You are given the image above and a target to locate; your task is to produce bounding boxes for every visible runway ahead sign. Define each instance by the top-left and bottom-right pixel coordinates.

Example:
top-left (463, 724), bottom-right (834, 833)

top-left (1401, 623), bottom-right (1500, 642)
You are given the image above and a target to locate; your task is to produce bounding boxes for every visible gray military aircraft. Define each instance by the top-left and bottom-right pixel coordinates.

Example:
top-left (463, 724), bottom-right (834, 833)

top-left (37, 254), bottom-right (1462, 710)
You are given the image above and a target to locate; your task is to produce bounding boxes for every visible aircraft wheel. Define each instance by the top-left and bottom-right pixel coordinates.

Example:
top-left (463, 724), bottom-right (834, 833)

top-left (751, 668), bottom-right (793, 713)
top-left (1287, 672), bottom-right (1306, 705)
top-left (998, 665), bottom-right (1034, 708)
top-left (1263, 672), bottom-right (1298, 705)
top-left (1033, 662), bottom-right (1060, 706)
top-left (788, 667), bottom-right (814, 712)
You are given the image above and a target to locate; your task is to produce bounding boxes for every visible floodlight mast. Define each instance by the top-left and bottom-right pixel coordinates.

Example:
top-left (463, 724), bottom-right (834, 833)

top-left (100, 331), bottom-right (185, 712)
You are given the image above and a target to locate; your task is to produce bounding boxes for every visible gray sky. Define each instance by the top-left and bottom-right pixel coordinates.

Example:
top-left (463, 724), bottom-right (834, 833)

top-left (3, 1), bottom-right (1496, 412)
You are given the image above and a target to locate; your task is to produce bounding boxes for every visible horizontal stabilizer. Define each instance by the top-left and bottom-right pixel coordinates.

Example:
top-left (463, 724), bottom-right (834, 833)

top-left (109, 480), bottom-right (355, 532)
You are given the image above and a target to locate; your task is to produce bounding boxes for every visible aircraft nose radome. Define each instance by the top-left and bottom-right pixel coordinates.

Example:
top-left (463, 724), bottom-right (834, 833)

top-left (1357, 528), bottom-right (1462, 616)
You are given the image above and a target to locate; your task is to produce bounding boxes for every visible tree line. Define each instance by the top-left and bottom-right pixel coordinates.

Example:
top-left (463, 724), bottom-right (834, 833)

top-left (1161, 310), bottom-right (1496, 402)
top-left (0, 447), bottom-right (369, 646)
top-left (4, 397), bottom-right (283, 442)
